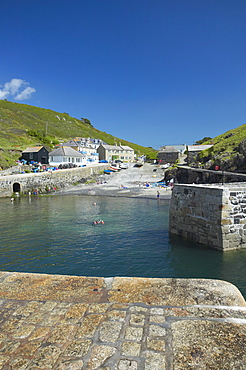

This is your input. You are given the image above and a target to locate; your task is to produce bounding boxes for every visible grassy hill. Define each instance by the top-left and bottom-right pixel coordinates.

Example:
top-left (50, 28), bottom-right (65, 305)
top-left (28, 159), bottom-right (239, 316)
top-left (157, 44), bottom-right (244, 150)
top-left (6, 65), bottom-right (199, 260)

top-left (0, 100), bottom-right (157, 169)
top-left (197, 123), bottom-right (246, 170)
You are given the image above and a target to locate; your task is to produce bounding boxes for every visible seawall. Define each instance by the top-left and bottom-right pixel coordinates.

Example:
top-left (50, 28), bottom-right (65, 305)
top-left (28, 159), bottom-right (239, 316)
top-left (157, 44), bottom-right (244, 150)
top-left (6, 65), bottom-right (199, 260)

top-left (0, 271), bottom-right (245, 369)
top-left (0, 164), bottom-right (108, 197)
top-left (169, 183), bottom-right (246, 250)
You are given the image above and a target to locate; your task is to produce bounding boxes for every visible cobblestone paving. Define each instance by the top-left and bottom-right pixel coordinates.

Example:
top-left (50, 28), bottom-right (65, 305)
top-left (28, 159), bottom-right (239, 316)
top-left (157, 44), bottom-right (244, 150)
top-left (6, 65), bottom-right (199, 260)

top-left (0, 273), bottom-right (245, 369)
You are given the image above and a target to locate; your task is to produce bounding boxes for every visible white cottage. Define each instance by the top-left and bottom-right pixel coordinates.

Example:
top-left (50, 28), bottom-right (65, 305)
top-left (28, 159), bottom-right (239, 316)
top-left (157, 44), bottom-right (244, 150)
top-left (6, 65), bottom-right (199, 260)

top-left (49, 146), bottom-right (87, 167)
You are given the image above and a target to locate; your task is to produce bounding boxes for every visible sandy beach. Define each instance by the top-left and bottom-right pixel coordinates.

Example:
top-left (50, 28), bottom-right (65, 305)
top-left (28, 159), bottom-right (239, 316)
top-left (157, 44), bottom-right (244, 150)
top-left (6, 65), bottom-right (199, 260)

top-left (58, 162), bottom-right (173, 200)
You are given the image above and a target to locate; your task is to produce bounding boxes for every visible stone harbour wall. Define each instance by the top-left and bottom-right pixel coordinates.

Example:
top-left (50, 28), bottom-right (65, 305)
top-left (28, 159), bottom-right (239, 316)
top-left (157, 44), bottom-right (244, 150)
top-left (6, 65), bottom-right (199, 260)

top-left (0, 272), bottom-right (245, 369)
top-left (0, 164), bottom-right (108, 197)
top-left (169, 183), bottom-right (246, 251)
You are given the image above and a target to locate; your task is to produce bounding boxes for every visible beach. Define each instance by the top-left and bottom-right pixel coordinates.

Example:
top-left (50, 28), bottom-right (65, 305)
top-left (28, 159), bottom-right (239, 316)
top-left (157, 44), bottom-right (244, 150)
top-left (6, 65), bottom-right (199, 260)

top-left (58, 162), bottom-right (173, 199)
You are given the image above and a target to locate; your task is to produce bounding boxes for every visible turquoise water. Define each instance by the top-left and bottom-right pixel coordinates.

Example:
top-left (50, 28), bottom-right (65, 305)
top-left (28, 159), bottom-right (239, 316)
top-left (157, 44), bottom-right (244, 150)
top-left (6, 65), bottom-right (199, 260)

top-left (0, 195), bottom-right (246, 298)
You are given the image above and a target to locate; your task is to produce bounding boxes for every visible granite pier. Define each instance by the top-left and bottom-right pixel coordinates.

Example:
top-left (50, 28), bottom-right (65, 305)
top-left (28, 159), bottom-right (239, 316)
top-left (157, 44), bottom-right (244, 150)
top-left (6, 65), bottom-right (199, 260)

top-left (170, 183), bottom-right (246, 250)
top-left (0, 271), bottom-right (245, 369)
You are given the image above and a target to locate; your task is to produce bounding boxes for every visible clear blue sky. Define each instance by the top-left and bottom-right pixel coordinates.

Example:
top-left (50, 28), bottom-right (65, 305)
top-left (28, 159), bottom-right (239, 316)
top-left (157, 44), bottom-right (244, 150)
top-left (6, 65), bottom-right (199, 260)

top-left (1, 0), bottom-right (246, 149)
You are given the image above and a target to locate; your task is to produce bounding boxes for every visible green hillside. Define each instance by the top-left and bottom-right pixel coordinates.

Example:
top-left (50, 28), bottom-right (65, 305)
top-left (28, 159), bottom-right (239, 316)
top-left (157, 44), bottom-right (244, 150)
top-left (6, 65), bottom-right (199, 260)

top-left (197, 123), bottom-right (246, 170)
top-left (0, 100), bottom-right (157, 168)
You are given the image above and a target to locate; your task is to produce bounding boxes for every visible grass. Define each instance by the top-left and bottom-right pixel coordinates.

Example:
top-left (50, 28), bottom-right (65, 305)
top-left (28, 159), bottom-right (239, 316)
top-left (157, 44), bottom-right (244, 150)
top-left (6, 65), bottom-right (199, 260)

top-left (197, 123), bottom-right (246, 165)
top-left (0, 100), bottom-right (157, 168)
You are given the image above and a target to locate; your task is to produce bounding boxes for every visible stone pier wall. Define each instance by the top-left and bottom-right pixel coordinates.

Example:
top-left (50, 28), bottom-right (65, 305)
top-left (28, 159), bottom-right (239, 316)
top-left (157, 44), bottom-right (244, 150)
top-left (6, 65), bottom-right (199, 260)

top-left (0, 164), bottom-right (108, 197)
top-left (169, 183), bottom-right (246, 251)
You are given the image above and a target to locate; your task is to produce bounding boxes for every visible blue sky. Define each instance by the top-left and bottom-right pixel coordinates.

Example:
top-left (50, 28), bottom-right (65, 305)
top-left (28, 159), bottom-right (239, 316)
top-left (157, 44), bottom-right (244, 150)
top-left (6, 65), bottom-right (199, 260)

top-left (1, 0), bottom-right (246, 149)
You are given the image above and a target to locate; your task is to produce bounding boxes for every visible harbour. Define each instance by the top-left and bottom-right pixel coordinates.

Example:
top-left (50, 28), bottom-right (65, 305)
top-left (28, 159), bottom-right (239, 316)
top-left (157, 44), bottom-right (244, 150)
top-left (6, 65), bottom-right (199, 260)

top-left (1, 194), bottom-right (246, 298)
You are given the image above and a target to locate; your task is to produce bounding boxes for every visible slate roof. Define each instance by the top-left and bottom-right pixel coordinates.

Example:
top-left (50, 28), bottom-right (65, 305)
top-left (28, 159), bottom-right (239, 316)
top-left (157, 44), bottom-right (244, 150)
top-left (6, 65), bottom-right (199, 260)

top-left (22, 146), bottom-right (44, 153)
top-left (159, 146), bottom-right (179, 153)
top-left (100, 144), bottom-right (123, 151)
top-left (187, 145), bottom-right (213, 152)
top-left (121, 145), bottom-right (134, 151)
top-left (49, 146), bottom-right (84, 157)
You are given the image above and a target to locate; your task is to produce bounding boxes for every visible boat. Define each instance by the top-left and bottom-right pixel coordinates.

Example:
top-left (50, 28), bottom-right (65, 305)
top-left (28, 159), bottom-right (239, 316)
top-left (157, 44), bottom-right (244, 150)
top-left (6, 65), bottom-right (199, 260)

top-left (134, 161), bottom-right (143, 167)
top-left (108, 165), bottom-right (120, 172)
top-left (104, 169), bottom-right (113, 174)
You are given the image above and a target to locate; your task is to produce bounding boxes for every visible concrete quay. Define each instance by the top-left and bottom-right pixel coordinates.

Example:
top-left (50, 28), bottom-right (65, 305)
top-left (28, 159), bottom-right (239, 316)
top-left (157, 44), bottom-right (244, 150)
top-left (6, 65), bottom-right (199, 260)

top-left (0, 271), bottom-right (245, 369)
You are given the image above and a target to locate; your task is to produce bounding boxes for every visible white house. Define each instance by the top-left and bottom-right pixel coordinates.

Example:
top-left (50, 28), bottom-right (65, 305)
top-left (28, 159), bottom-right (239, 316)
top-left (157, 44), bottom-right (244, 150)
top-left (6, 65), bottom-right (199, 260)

top-left (49, 146), bottom-right (87, 167)
top-left (59, 138), bottom-right (102, 164)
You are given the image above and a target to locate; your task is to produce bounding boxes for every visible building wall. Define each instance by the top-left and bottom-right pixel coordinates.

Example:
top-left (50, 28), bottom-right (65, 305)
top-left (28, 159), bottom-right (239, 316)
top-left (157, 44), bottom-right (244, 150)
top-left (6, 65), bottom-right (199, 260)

top-left (169, 183), bottom-right (246, 251)
top-left (157, 151), bottom-right (179, 164)
top-left (0, 164), bottom-right (108, 197)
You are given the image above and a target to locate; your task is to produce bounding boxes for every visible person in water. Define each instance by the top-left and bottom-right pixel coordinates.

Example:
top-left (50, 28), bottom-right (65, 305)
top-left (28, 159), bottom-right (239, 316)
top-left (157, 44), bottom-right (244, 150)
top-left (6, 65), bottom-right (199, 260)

top-left (93, 220), bottom-right (104, 225)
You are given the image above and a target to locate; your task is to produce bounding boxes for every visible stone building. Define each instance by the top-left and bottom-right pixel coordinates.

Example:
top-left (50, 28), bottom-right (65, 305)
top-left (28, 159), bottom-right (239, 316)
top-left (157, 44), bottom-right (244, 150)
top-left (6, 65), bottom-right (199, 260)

top-left (157, 146), bottom-right (180, 164)
top-left (97, 143), bottom-right (134, 162)
top-left (187, 144), bottom-right (213, 164)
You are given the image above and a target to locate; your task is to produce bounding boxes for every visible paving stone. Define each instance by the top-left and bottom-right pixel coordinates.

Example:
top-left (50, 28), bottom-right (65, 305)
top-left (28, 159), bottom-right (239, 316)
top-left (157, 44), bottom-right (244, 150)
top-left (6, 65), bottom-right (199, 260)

top-left (146, 338), bottom-right (165, 352)
top-left (0, 340), bottom-right (20, 355)
top-left (26, 311), bottom-right (46, 324)
top-left (129, 313), bottom-right (145, 326)
top-left (63, 339), bottom-right (91, 357)
top-left (107, 309), bottom-right (126, 321)
top-left (64, 303), bottom-right (88, 320)
top-left (14, 340), bottom-right (41, 357)
top-left (48, 323), bottom-right (76, 343)
top-left (144, 350), bottom-right (166, 369)
top-left (12, 323), bottom-right (35, 339)
top-left (0, 273), bottom-right (245, 370)
top-left (9, 356), bottom-right (31, 370)
top-left (39, 301), bottom-right (57, 311)
top-left (87, 303), bottom-right (111, 313)
top-left (148, 324), bottom-right (166, 337)
top-left (129, 305), bottom-right (148, 312)
top-left (31, 344), bottom-right (62, 369)
top-left (28, 326), bottom-right (51, 341)
top-left (54, 359), bottom-right (83, 370)
top-left (99, 321), bottom-right (122, 342)
top-left (149, 307), bottom-right (165, 315)
top-left (76, 314), bottom-right (104, 338)
top-left (87, 345), bottom-right (116, 369)
top-left (150, 314), bottom-right (166, 323)
top-left (121, 341), bottom-right (141, 356)
top-left (118, 359), bottom-right (138, 369)
top-left (0, 355), bottom-right (9, 367)
top-left (124, 326), bottom-right (143, 341)
top-left (12, 301), bottom-right (41, 317)
top-left (1, 317), bottom-right (23, 333)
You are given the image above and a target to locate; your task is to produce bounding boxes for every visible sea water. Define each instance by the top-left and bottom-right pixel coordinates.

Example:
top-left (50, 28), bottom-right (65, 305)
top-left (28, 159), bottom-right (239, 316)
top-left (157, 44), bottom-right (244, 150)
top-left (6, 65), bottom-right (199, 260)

top-left (0, 195), bottom-right (246, 298)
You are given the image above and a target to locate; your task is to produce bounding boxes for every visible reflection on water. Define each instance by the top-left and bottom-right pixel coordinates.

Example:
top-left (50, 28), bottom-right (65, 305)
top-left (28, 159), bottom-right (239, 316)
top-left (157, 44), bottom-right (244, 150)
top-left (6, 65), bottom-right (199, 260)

top-left (0, 195), bottom-right (246, 297)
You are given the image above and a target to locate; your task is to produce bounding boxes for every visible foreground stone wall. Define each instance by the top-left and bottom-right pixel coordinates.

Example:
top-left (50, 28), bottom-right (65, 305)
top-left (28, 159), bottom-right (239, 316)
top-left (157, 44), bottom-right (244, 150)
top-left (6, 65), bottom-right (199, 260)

top-left (0, 164), bottom-right (108, 197)
top-left (169, 183), bottom-right (246, 251)
top-left (0, 272), bottom-right (245, 369)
